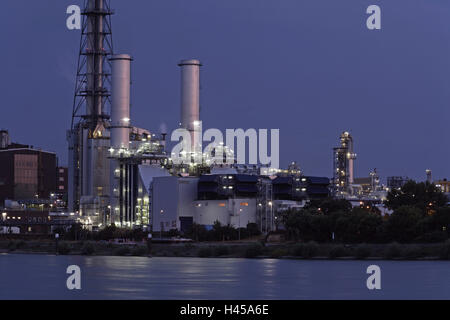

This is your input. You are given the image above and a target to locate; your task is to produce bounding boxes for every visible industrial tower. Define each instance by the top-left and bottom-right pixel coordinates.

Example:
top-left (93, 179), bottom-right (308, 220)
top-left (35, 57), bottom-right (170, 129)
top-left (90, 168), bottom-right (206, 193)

top-left (333, 131), bottom-right (357, 196)
top-left (67, 0), bottom-right (114, 225)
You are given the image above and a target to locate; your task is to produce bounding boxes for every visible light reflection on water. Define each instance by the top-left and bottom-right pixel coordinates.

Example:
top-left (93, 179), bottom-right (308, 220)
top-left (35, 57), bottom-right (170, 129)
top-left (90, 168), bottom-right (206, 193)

top-left (1, 254), bottom-right (450, 300)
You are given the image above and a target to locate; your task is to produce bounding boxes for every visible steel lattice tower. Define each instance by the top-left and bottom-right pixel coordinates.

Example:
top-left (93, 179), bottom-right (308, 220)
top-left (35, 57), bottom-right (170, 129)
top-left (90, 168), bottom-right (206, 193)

top-left (71, 0), bottom-right (114, 129)
top-left (67, 0), bottom-right (114, 217)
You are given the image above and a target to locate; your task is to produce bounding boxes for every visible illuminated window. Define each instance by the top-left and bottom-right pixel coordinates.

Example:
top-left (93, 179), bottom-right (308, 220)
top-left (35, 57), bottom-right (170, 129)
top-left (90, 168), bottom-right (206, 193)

top-left (240, 202), bottom-right (249, 206)
top-left (218, 203), bottom-right (226, 207)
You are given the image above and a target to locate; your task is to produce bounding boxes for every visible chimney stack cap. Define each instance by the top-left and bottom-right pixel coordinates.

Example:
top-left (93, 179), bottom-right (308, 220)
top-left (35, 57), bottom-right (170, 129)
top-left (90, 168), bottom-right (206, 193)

top-left (178, 59), bottom-right (202, 66)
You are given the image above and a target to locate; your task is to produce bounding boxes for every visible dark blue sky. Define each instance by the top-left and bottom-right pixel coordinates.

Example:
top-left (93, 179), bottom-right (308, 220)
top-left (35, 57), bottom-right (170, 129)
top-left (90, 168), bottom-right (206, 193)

top-left (0, 0), bottom-right (449, 181)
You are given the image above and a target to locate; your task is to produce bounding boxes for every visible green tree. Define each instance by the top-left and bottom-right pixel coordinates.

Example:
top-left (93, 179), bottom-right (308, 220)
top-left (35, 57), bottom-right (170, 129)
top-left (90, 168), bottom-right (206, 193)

top-left (305, 198), bottom-right (352, 214)
top-left (385, 180), bottom-right (448, 211)
top-left (334, 208), bottom-right (382, 243)
top-left (385, 206), bottom-right (422, 242)
top-left (430, 207), bottom-right (450, 233)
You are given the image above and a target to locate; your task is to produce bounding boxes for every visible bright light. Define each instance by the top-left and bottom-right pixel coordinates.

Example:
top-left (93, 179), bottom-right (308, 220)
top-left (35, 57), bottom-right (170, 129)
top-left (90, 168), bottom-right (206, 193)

top-left (122, 117), bottom-right (130, 122)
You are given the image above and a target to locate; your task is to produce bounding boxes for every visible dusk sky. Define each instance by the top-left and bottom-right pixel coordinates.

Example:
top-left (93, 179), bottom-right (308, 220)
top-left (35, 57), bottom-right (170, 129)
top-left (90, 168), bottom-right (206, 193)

top-left (0, 0), bottom-right (449, 182)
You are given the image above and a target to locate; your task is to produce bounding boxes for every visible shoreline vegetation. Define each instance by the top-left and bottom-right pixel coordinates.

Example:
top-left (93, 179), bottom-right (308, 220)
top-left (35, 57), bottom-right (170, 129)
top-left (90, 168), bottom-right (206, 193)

top-left (1, 239), bottom-right (450, 260)
top-left (2, 181), bottom-right (449, 260)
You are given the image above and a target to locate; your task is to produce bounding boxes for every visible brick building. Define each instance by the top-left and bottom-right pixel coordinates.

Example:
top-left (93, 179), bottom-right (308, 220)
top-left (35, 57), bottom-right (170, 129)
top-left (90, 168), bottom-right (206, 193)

top-left (0, 130), bottom-right (57, 205)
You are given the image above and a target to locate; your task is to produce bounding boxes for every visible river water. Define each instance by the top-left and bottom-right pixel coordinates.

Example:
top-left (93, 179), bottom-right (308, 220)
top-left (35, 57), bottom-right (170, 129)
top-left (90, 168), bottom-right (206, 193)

top-left (1, 254), bottom-right (449, 299)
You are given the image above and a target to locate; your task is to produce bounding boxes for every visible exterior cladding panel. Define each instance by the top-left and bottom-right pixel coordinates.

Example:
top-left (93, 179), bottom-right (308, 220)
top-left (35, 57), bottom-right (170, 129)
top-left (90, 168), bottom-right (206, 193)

top-left (151, 176), bottom-right (198, 232)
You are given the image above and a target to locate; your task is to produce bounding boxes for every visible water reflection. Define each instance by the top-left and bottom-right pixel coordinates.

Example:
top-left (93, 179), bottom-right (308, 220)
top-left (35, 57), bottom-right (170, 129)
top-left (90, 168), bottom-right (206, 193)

top-left (1, 255), bottom-right (450, 299)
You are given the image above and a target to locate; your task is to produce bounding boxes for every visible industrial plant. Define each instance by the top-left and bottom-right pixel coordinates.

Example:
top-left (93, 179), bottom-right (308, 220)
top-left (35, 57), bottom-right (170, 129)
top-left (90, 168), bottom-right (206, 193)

top-left (61, 0), bottom-right (338, 233)
top-left (0, 0), bottom-right (448, 237)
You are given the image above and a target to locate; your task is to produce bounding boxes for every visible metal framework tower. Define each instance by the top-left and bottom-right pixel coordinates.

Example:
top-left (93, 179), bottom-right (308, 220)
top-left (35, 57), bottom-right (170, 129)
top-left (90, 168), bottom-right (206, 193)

top-left (71, 0), bottom-right (114, 128)
top-left (67, 0), bottom-right (114, 220)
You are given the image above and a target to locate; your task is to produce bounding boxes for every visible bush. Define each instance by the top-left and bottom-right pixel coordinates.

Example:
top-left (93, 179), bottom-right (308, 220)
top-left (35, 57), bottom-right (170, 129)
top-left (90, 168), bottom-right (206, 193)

top-left (213, 246), bottom-right (230, 257)
top-left (328, 245), bottom-right (348, 259)
top-left (244, 245), bottom-right (264, 258)
top-left (384, 242), bottom-right (402, 259)
top-left (81, 242), bottom-right (95, 255)
top-left (439, 240), bottom-right (450, 260)
top-left (415, 231), bottom-right (448, 243)
top-left (114, 246), bottom-right (131, 256)
top-left (198, 247), bottom-right (213, 258)
top-left (402, 245), bottom-right (423, 260)
top-left (16, 240), bottom-right (27, 249)
top-left (57, 242), bottom-right (71, 255)
top-left (269, 248), bottom-right (288, 258)
top-left (106, 242), bottom-right (115, 249)
top-left (131, 246), bottom-right (148, 256)
top-left (7, 241), bottom-right (17, 251)
top-left (293, 241), bottom-right (319, 258)
top-left (355, 244), bottom-right (372, 259)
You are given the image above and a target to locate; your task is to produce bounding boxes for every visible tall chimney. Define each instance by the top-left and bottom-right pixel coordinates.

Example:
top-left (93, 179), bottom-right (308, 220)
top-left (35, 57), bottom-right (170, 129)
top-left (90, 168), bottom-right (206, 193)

top-left (426, 169), bottom-right (432, 184)
top-left (178, 59), bottom-right (202, 143)
top-left (110, 54), bottom-right (133, 149)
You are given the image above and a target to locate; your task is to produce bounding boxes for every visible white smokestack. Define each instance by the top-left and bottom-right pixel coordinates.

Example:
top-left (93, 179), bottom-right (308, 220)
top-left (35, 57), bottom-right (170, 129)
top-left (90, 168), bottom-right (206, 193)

top-left (178, 59), bottom-right (201, 134)
top-left (110, 54), bottom-right (133, 149)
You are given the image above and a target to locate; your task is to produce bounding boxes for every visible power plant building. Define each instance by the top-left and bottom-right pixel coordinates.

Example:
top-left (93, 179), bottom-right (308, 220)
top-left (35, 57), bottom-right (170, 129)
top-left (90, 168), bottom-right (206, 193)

top-left (64, 0), bottom-right (334, 234)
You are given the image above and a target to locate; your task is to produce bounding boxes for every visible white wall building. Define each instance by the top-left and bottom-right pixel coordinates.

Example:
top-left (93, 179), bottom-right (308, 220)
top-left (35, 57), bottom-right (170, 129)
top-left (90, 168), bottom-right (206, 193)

top-left (193, 198), bottom-right (257, 229)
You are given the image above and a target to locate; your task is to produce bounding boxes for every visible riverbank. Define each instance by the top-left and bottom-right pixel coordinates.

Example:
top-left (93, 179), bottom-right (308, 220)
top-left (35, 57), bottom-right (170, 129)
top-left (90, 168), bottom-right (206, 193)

top-left (2, 239), bottom-right (450, 260)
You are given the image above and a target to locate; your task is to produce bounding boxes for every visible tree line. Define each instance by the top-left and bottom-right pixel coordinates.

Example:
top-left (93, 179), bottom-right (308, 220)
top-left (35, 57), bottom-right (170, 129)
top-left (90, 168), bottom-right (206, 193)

top-left (282, 181), bottom-right (450, 243)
